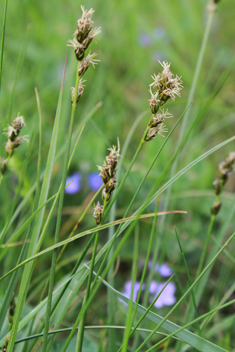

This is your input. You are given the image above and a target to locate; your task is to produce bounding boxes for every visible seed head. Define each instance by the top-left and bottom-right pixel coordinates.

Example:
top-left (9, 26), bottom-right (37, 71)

top-left (0, 157), bottom-right (7, 176)
top-left (78, 52), bottom-right (99, 76)
top-left (69, 6), bottom-right (101, 62)
top-left (93, 201), bottom-right (103, 225)
top-left (218, 152), bottom-right (235, 185)
top-left (68, 38), bottom-right (85, 61)
top-left (145, 123), bottom-right (168, 142)
top-left (12, 116), bottom-right (25, 132)
top-left (211, 200), bottom-right (222, 215)
top-left (95, 140), bottom-right (121, 215)
top-left (8, 294), bottom-right (16, 326)
top-left (76, 6), bottom-right (95, 43)
top-left (148, 109), bottom-right (172, 128)
top-left (102, 188), bottom-right (111, 202)
top-left (3, 115), bottom-right (25, 142)
top-left (5, 136), bottom-right (28, 156)
top-left (211, 152), bottom-right (235, 215)
top-left (150, 61), bottom-right (183, 106)
top-left (71, 79), bottom-right (85, 104)
top-left (213, 178), bottom-right (222, 196)
top-left (148, 90), bottom-right (160, 114)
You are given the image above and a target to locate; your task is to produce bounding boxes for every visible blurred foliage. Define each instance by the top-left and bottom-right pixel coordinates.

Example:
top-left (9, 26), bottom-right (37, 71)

top-left (1, 0), bottom-right (235, 349)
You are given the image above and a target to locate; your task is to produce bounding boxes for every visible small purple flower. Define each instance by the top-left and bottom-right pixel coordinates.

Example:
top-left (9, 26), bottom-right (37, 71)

top-left (119, 280), bottom-right (145, 306)
top-left (152, 51), bottom-right (165, 63)
top-left (153, 27), bottom-right (166, 40)
top-left (138, 33), bottom-right (153, 47)
top-left (158, 264), bottom-right (173, 277)
top-left (149, 280), bottom-right (176, 308)
top-left (88, 172), bottom-right (103, 191)
top-left (119, 279), bottom-right (176, 309)
top-left (146, 261), bottom-right (173, 277)
top-left (65, 172), bottom-right (82, 194)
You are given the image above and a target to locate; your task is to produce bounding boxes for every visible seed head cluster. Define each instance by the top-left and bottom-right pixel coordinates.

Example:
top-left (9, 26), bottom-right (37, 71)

top-left (68, 6), bottom-right (101, 104)
top-left (145, 61), bottom-right (183, 142)
top-left (93, 141), bottom-right (121, 225)
top-left (1, 115), bottom-right (27, 176)
top-left (211, 152), bottom-right (235, 215)
top-left (0, 333), bottom-right (12, 352)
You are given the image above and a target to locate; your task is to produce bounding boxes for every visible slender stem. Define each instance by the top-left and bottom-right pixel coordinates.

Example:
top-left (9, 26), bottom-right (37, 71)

top-left (174, 226), bottom-right (200, 333)
top-left (130, 200), bottom-right (159, 352)
top-left (161, 8), bottom-right (216, 351)
top-left (60, 115), bottom-right (149, 350)
top-left (90, 106), bottom-right (189, 307)
top-left (75, 232), bottom-right (99, 352)
top-left (56, 184), bottom-right (103, 262)
top-left (160, 6), bottom-right (215, 250)
top-left (75, 194), bottom-right (109, 352)
top-left (104, 123), bottom-right (150, 217)
top-left (121, 226), bottom-right (139, 352)
top-left (134, 230), bottom-right (235, 352)
top-left (41, 57), bottom-right (79, 352)
top-left (196, 214), bottom-right (215, 277)
top-left (179, 7), bottom-right (215, 142)
top-left (107, 111), bottom-right (147, 351)
top-left (61, 108), bottom-right (189, 347)
top-left (0, 0), bottom-right (8, 90)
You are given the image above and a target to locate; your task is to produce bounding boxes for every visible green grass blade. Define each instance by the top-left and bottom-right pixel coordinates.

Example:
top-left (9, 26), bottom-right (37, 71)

top-left (6, 50), bottom-right (68, 352)
top-left (107, 109), bottom-right (148, 351)
top-left (0, 271), bottom-right (83, 346)
top-left (7, 24), bottom-right (30, 122)
top-left (0, 211), bottom-right (185, 282)
top-left (0, 0), bottom-right (8, 90)
top-left (121, 226), bottom-right (139, 352)
top-left (174, 226), bottom-right (200, 331)
top-left (42, 58), bottom-right (81, 350)
top-left (102, 278), bottom-right (230, 352)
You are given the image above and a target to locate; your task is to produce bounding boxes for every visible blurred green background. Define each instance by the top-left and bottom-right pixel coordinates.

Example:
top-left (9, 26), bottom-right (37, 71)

top-left (1, 0), bottom-right (234, 245)
top-left (1, 0), bottom-right (235, 349)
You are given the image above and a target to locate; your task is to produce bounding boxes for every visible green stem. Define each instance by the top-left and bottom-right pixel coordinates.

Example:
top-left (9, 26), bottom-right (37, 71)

top-left (121, 226), bottom-right (139, 352)
top-left (135, 229), bottom-right (235, 352)
top-left (41, 58), bottom-right (80, 352)
top-left (106, 111), bottom-right (147, 351)
top-left (0, 0), bottom-right (8, 90)
top-left (56, 184), bottom-right (103, 262)
top-left (179, 6), bottom-right (215, 142)
top-left (174, 226), bottom-right (200, 333)
top-left (103, 123), bottom-right (150, 217)
top-left (75, 194), bottom-right (109, 352)
top-left (130, 200), bottom-right (159, 352)
top-left (75, 232), bottom-right (100, 352)
top-left (61, 107), bottom-right (189, 348)
top-left (60, 120), bottom-right (149, 351)
top-left (196, 214), bottom-right (215, 277)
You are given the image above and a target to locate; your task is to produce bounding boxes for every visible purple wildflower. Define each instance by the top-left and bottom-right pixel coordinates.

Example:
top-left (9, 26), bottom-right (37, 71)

top-left (149, 280), bottom-right (176, 308)
top-left (138, 33), bottom-right (153, 47)
top-left (152, 51), bottom-right (165, 63)
top-left (118, 280), bottom-right (145, 306)
top-left (146, 261), bottom-right (173, 276)
top-left (119, 279), bottom-right (176, 309)
top-left (153, 27), bottom-right (166, 40)
top-left (65, 172), bottom-right (82, 194)
top-left (88, 172), bottom-right (103, 191)
top-left (158, 263), bottom-right (173, 277)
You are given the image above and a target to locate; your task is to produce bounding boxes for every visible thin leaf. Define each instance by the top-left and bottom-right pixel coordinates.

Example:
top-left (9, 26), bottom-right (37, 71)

top-left (102, 279), bottom-right (229, 352)
top-left (0, 211), bottom-right (186, 282)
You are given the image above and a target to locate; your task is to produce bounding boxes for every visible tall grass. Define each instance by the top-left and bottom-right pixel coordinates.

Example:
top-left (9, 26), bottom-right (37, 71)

top-left (0, 1), bottom-right (235, 351)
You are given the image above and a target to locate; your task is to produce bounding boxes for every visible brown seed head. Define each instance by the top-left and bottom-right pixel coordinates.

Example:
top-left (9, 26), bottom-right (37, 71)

top-left (93, 201), bottom-right (103, 225)
top-left (150, 61), bottom-right (183, 106)
top-left (76, 6), bottom-right (95, 43)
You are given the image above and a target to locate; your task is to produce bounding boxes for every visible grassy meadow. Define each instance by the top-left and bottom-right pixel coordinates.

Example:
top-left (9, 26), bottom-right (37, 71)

top-left (0, 0), bottom-right (235, 351)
